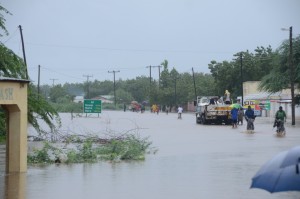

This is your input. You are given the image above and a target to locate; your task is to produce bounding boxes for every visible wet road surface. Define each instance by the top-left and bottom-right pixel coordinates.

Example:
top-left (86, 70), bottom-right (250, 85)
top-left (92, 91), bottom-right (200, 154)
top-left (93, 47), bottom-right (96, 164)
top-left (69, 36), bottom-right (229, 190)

top-left (1, 111), bottom-right (300, 199)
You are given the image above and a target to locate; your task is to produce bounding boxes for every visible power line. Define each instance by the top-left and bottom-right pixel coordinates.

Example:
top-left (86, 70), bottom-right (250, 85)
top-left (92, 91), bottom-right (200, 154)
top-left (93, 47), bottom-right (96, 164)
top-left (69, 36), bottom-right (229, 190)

top-left (41, 67), bottom-right (85, 81)
top-left (2, 28), bottom-right (18, 44)
top-left (23, 42), bottom-right (238, 54)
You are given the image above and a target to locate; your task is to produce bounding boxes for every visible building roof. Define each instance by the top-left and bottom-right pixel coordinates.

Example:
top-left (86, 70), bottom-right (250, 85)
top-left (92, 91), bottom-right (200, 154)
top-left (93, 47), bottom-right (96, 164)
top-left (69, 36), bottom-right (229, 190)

top-left (244, 92), bottom-right (290, 101)
top-left (0, 77), bottom-right (30, 83)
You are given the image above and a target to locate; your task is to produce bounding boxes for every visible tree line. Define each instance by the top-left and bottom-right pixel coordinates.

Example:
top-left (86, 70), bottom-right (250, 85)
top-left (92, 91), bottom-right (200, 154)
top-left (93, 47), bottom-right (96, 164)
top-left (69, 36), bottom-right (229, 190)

top-left (35, 62), bottom-right (216, 108)
top-left (37, 37), bottom-right (300, 109)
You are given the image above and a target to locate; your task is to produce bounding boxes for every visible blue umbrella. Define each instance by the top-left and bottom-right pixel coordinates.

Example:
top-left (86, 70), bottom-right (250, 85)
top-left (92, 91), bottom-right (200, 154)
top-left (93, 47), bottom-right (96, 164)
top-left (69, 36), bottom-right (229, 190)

top-left (251, 146), bottom-right (300, 193)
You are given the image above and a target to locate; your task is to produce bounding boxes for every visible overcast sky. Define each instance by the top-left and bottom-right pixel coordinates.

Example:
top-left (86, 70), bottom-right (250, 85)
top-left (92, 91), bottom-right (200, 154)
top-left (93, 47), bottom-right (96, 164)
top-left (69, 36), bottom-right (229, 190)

top-left (1, 0), bottom-right (300, 85)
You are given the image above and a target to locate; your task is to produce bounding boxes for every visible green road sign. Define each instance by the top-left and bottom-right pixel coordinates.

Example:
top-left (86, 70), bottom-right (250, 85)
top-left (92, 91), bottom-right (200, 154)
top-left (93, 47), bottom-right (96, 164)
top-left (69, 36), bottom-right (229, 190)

top-left (83, 100), bottom-right (102, 113)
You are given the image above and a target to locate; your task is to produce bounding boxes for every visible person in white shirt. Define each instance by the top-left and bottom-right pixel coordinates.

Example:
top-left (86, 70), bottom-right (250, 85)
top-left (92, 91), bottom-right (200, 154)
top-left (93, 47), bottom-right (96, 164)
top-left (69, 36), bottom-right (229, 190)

top-left (177, 105), bottom-right (183, 119)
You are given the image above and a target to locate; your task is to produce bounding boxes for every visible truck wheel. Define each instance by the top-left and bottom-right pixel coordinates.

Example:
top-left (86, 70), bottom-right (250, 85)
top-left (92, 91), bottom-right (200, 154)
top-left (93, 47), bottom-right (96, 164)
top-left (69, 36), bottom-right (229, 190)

top-left (201, 115), bottom-right (207, 125)
top-left (196, 117), bottom-right (201, 124)
top-left (225, 119), bottom-right (231, 125)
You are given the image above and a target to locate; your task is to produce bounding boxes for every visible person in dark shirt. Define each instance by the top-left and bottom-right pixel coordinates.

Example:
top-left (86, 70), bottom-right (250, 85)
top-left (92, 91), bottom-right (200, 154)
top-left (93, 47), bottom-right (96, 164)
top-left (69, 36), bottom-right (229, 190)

top-left (245, 106), bottom-right (255, 130)
top-left (245, 106), bottom-right (255, 120)
top-left (231, 107), bottom-right (238, 128)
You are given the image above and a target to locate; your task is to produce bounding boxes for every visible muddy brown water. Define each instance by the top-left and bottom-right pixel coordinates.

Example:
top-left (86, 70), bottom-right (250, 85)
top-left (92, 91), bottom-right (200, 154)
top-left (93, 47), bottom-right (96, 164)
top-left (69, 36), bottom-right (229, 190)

top-left (1, 111), bottom-right (300, 199)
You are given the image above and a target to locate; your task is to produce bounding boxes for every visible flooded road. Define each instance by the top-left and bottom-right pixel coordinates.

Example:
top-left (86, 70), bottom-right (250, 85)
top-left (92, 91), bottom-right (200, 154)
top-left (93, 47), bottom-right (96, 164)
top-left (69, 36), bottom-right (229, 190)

top-left (1, 111), bottom-right (300, 199)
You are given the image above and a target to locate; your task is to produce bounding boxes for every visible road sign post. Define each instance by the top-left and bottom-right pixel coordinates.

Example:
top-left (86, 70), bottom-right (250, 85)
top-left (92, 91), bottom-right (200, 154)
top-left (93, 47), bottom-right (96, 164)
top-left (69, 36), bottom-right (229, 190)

top-left (83, 99), bottom-right (102, 114)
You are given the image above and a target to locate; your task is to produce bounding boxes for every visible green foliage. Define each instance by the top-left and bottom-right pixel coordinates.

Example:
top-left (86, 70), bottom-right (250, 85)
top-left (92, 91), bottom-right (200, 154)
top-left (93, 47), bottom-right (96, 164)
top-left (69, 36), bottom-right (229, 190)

top-left (51, 101), bottom-right (83, 113)
top-left (259, 35), bottom-right (300, 93)
top-left (27, 142), bottom-right (61, 164)
top-left (88, 80), bottom-right (114, 99)
top-left (80, 139), bottom-right (97, 161)
top-left (102, 103), bottom-right (120, 110)
top-left (96, 134), bottom-right (152, 161)
top-left (66, 150), bottom-right (78, 163)
top-left (0, 135), bottom-right (5, 143)
top-left (209, 47), bottom-right (276, 99)
top-left (28, 134), bottom-right (154, 164)
top-left (0, 5), bottom-right (11, 37)
top-left (115, 88), bottom-right (133, 104)
top-left (49, 84), bottom-right (68, 103)
top-left (28, 85), bottom-right (61, 134)
top-left (65, 139), bottom-right (97, 163)
top-left (35, 62), bottom-right (217, 110)
top-left (120, 76), bottom-right (149, 103)
top-left (0, 44), bottom-right (27, 79)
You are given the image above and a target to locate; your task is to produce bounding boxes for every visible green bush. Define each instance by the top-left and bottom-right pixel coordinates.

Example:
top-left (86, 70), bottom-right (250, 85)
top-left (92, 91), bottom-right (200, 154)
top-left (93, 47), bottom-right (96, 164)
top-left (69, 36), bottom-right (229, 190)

top-left (66, 149), bottom-right (79, 163)
top-left (27, 142), bottom-right (53, 164)
top-left (51, 102), bottom-right (83, 113)
top-left (96, 135), bottom-right (152, 161)
top-left (80, 139), bottom-right (97, 161)
top-left (28, 134), bottom-right (155, 164)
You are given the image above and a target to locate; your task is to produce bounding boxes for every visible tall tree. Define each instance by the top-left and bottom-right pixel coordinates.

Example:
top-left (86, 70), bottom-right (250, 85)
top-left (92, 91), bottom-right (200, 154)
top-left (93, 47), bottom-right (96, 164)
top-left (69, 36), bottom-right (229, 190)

top-left (259, 36), bottom-right (300, 92)
top-left (49, 84), bottom-right (68, 103)
top-left (122, 76), bottom-right (149, 103)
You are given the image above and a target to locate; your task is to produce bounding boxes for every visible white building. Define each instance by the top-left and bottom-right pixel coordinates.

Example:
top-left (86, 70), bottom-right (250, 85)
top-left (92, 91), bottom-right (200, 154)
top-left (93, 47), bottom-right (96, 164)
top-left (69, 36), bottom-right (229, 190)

top-left (243, 81), bottom-right (300, 120)
top-left (73, 96), bottom-right (84, 103)
top-left (91, 95), bottom-right (113, 104)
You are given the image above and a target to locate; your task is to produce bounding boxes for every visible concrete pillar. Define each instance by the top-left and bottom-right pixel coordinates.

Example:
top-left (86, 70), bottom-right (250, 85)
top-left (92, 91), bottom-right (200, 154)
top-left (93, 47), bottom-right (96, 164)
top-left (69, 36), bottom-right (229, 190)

top-left (5, 173), bottom-right (26, 198)
top-left (0, 78), bottom-right (29, 173)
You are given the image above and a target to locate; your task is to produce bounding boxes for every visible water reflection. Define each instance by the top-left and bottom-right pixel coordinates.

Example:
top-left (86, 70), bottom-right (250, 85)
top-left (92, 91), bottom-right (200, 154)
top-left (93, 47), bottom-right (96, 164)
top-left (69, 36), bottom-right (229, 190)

top-left (1, 173), bottom-right (26, 199)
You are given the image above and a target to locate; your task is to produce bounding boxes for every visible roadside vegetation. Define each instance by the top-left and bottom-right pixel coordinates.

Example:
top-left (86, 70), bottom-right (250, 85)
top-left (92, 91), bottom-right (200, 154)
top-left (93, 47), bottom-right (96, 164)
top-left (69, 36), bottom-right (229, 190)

top-left (27, 132), bottom-right (156, 164)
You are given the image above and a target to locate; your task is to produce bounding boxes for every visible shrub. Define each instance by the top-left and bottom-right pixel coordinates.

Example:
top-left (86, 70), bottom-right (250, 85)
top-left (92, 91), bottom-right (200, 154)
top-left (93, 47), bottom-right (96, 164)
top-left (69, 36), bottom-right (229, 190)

top-left (27, 134), bottom-right (155, 164)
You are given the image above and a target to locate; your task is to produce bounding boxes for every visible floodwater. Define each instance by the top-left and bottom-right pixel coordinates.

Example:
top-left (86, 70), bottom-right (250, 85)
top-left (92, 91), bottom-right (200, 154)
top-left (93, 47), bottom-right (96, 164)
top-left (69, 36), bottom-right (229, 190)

top-left (1, 111), bottom-right (300, 199)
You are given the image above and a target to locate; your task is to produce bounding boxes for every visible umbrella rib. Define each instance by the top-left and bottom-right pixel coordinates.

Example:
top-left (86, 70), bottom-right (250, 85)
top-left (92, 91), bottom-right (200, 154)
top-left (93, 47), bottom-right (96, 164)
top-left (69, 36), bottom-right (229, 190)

top-left (271, 169), bottom-right (283, 193)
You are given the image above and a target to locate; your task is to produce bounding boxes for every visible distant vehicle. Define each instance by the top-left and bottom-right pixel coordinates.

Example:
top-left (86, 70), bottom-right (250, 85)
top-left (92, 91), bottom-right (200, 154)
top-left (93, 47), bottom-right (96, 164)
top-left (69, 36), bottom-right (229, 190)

top-left (131, 101), bottom-right (141, 112)
top-left (195, 96), bottom-right (232, 125)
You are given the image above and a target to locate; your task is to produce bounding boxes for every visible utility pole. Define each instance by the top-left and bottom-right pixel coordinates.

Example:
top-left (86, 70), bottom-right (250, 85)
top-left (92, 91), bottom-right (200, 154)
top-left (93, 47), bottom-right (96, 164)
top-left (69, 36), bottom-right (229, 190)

top-left (83, 75), bottom-right (93, 99)
top-left (289, 26), bottom-right (295, 125)
top-left (174, 76), bottom-right (180, 106)
top-left (49, 78), bottom-right (58, 87)
top-left (38, 65), bottom-right (41, 99)
top-left (108, 70), bottom-right (120, 107)
top-left (146, 65), bottom-right (161, 101)
top-left (18, 25), bottom-right (29, 79)
top-left (240, 53), bottom-right (244, 106)
top-left (146, 65), bottom-right (152, 85)
top-left (192, 67), bottom-right (197, 99)
top-left (152, 65), bottom-right (162, 88)
top-left (281, 26), bottom-right (295, 125)
top-left (146, 65), bottom-right (152, 102)
top-left (154, 65), bottom-right (162, 89)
